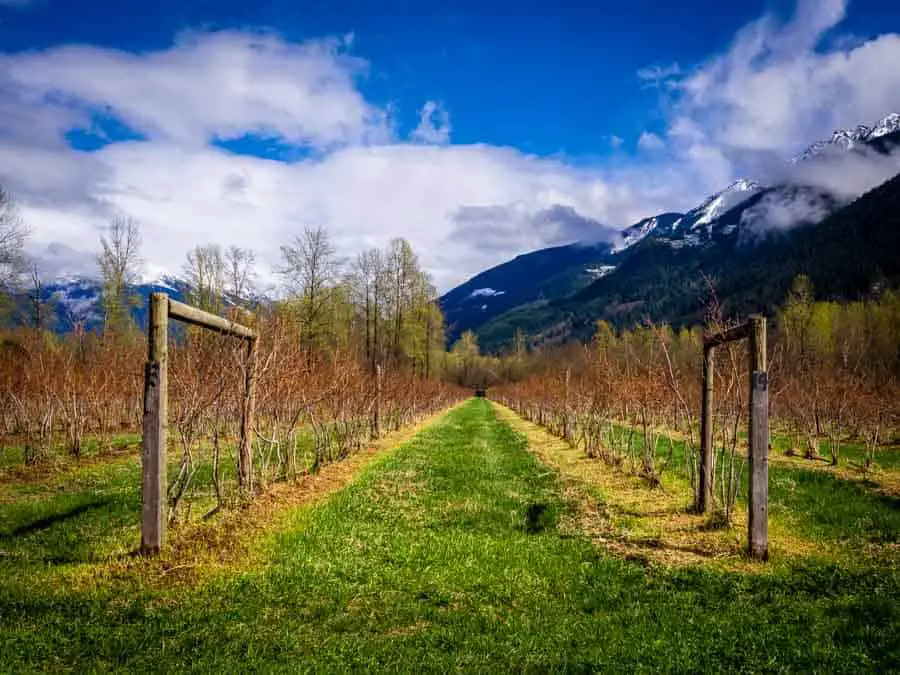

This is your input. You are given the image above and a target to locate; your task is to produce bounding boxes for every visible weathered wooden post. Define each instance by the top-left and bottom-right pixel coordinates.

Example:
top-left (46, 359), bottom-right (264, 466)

top-left (748, 315), bottom-right (769, 560)
top-left (562, 367), bottom-right (571, 441)
top-left (141, 292), bottom-right (168, 554)
top-left (372, 363), bottom-right (382, 439)
top-left (698, 345), bottom-right (714, 513)
top-left (238, 335), bottom-right (258, 491)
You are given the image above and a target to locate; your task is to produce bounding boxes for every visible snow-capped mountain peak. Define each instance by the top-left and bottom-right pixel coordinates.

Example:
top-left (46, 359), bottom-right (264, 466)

top-left (794, 112), bottom-right (900, 162)
top-left (689, 178), bottom-right (763, 230)
top-left (869, 112), bottom-right (900, 139)
top-left (612, 216), bottom-right (659, 253)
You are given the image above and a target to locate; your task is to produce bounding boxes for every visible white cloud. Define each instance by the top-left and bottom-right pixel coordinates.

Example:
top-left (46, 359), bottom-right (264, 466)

top-left (9, 138), bottom-right (662, 292)
top-left (1, 29), bottom-right (691, 292)
top-left (636, 62), bottom-right (681, 89)
top-left (667, 0), bottom-right (900, 159)
top-left (411, 101), bottom-right (451, 145)
top-left (740, 188), bottom-right (836, 233)
top-left (609, 135), bottom-right (624, 149)
top-left (447, 202), bottom-right (620, 262)
top-left (3, 31), bottom-right (387, 149)
top-left (637, 132), bottom-right (665, 152)
top-left (630, 0), bottom-right (900, 233)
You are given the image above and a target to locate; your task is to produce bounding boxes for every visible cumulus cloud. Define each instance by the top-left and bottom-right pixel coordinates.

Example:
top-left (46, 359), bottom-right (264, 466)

top-left (29, 242), bottom-right (99, 280)
top-left (739, 140), bottom-right (900, 232)
top-left (784, 143), bottom-right (900, 199)
top-left (640, 0), bottom-right (900, 232)
top-left (6, 137), bottom-right (659, 292)
top-left (411, 101), bottom-right (451, 145)
top-left (1, 31), bottom-right (677, 291)
top-left (3, 31), bottom-right (387, 149)
top-left (637, 132), bottom-right (665, 152)
top-left (667, 0), bottom-right (900, 160)
top-left (448, 203), bottom-right (619, 257)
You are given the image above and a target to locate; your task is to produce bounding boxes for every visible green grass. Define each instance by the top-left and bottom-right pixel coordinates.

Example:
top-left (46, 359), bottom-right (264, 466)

top-left (0, 439), bottom-right (240, 566)
top-left (600, 423), bottom-right (900, 549)
top-left (2, 399), bottom-right (899, 672)
top-left (0, 426), bottom-right (333, 567)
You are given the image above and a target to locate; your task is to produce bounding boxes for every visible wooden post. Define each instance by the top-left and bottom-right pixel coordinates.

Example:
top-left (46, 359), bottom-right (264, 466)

top-left (698, 345), bottom-right (714, 513)
top-left (372, 363), bottom-right (382, 439)
top-left (563, 367), bottom-right (571, 440)
top-left (141, 292), bottom-right (168, 554)
top-left (748, 315), bottom-right (769, 560)
top-left (238, 337), bottom-right (257, 491)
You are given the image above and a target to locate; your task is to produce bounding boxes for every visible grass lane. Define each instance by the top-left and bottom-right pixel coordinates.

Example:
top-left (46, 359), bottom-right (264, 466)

top-left (1, 398), bottom-right (898, 672)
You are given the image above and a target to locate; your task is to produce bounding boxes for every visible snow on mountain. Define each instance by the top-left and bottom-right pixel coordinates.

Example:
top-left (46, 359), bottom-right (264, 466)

top-left (141, 272), bottom-right (182, 294)
top-left (688, 179), bottom-right (763, 231)
top-left (468, 288), bottom-right (505, 298)
top-left (869, 112), bottom-right (900, 139)
top-left (585, 265), bottom-right (616, 279)
top-left (793, 113), bottom-right (900, 162)
top-left (612, 216), bottom-right (660, 253)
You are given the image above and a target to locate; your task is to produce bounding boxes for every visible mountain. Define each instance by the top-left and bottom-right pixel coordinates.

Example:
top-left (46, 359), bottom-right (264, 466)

top-left (440, 112), bottom-right (900, 351)
top-left (440, 242), bottom-right (616, 342)
top-left (475, 169), bottom-right (900, 351)
top-left (440, 212), bottom-right (683, 342)
top-left (8, 276), bottom-right (189, 333)
top-left (792, 112), bottom-right (900, 162)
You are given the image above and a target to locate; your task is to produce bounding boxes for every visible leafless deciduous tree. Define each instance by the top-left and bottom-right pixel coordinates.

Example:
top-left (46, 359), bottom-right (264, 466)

top-left (279, 226), bottom-right (340, 348)
top-left (98, 216), bottom-right (143, 333)
top-left (225, 245), bottom-right (256, 305)
top-left (0, 187), bottom-right (28, 292)
top-left (183, 244), bottom-right (226, 314)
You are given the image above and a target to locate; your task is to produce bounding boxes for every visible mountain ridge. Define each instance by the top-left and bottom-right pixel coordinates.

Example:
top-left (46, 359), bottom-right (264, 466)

top-left (440, 112), bottom-right (900, 350)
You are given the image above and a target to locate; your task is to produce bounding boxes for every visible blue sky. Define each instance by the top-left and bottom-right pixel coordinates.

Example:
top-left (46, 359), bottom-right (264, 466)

top-left (1, 0), bottom-right (900, 290)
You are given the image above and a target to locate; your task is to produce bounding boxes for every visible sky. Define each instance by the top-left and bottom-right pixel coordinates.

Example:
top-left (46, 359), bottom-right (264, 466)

top-left (2, 0), bottom-right (900, 292)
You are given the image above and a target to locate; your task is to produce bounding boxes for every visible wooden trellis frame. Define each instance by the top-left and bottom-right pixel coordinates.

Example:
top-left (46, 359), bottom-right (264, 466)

top-left (141, 292), bottom-right (258, 555)
top-left (699, 315), bottom-right (769, 560)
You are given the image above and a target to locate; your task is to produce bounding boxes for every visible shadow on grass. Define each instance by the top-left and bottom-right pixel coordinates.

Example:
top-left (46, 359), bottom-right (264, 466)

top-left (524, 503), bottom-right (549, 533)
top-left (772, 467), bottom-right (900, 543)
top-left (0, 499), bottom-right (113, 540)
top-left (625, 536), bottom-right (721, 559)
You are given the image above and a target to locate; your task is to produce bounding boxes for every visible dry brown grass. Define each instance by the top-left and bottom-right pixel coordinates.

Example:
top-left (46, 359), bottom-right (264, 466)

top-left (492, 402), bottom-right (820, 571)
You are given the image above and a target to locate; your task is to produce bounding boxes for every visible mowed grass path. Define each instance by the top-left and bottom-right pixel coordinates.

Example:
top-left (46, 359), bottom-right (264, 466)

top-left (2, 398), bottom-right (899, 672)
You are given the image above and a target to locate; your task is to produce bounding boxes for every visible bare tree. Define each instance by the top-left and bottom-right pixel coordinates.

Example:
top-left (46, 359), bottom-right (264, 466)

top-left (279, 226), bottom-right (339, 348)
top-left (183, 244), bottom-right (226, 314)
top-left (224, 245), bottom-right (256, 305)
top-left (98, 216), bottom-right (143, 333)
top-left (0, 187), bottom-right (28, 292)
top-left (28, 264), bottom-right (57, 333)
top-left (349, 247), bottom-right (383, 371)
